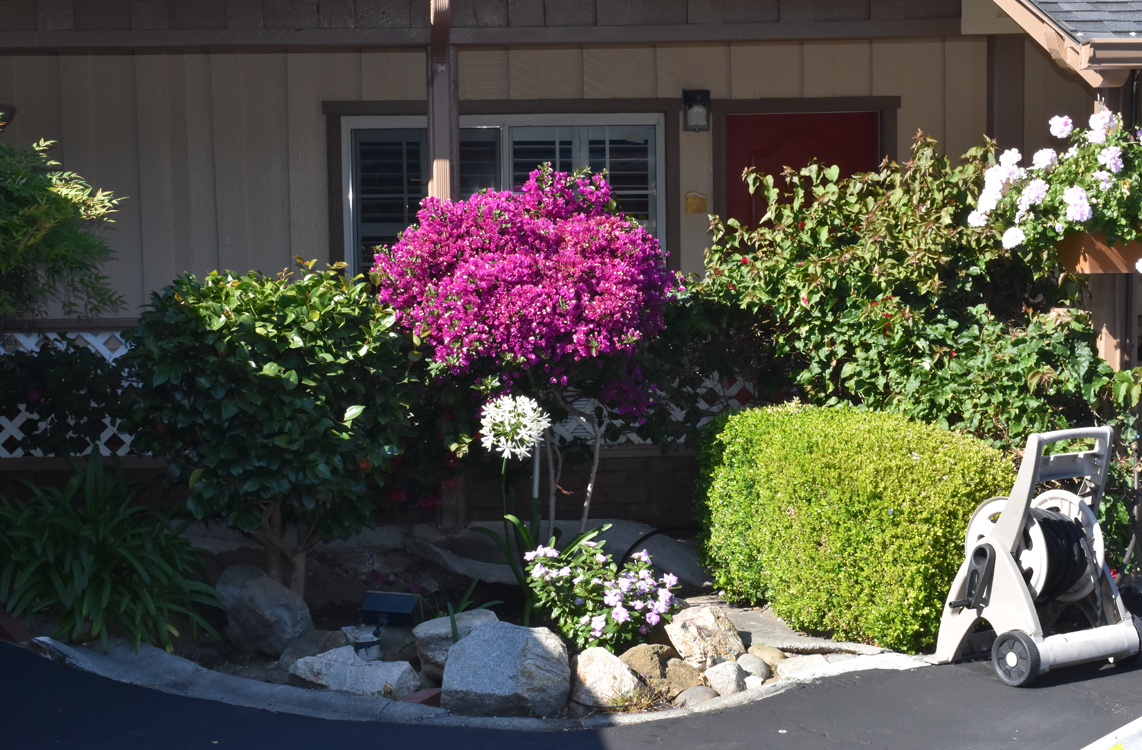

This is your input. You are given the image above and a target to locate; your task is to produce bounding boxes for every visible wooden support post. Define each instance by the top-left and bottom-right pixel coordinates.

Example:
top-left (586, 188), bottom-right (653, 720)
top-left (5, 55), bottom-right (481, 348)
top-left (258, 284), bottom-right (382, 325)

top-left (427, 0), bottom-right (458, 201)
top-left (987, 35), bottom-right (1025, 153)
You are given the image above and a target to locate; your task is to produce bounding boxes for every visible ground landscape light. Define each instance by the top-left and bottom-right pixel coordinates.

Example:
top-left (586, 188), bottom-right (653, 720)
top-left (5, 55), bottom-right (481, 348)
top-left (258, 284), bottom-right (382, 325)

top-left (0, 104), bottom-right (15, 135)
top-left (682, 90), bottom-right (710, 132)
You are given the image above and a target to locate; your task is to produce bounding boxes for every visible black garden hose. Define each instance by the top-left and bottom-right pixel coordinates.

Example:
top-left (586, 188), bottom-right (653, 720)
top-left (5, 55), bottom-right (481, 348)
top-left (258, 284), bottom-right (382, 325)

top-left (619, 525), bottom-right (703, 567)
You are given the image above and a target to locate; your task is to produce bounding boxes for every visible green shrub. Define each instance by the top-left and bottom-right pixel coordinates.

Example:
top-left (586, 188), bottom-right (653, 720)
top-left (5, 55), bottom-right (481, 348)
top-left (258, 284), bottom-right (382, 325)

top-left (699, 404), bottom-right (1014, 653)
top-left (0, 458), bottom-right (223, 652)
top-left (0, 140), bottom-right (124, 328)
top-left (122, 260), bottom-right (421, 596)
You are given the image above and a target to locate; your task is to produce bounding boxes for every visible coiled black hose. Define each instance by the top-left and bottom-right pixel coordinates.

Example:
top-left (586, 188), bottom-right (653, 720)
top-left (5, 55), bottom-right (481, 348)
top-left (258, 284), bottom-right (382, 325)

top-left (1030, 508), bottom-right (1088, 604)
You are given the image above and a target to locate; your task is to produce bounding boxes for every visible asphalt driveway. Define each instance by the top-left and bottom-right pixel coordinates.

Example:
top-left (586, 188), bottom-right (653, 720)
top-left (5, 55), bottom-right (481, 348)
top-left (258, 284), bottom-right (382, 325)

top-left (3, 641), bottom-right (1141, 750)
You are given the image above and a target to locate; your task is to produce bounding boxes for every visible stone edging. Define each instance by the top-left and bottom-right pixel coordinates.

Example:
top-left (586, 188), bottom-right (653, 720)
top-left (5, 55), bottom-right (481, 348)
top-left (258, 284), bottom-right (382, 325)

top-left (32, 638), bottom-right (930, 732)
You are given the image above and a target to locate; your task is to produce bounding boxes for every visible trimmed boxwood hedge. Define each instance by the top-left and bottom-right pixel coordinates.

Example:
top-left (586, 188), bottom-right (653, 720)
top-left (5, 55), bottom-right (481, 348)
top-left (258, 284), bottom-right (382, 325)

top-left (696, 403), bottom-right (1015, 653)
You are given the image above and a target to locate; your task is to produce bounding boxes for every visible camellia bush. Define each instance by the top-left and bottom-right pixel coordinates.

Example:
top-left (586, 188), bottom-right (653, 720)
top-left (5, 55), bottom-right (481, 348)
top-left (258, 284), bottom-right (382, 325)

top-left (373, 165), bottom-right (678, 529)
top-left (699, 403), bottom-right (1014, 653)
top-left (123, 261), bottom-right (420, 595)
top-left (0, 139), bottom-right (123, 329)
top-left (701, 133), bottom-right (1141, 451)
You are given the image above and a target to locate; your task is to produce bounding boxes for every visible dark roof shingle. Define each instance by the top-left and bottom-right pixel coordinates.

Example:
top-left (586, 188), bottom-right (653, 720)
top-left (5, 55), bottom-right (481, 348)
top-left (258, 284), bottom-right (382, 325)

top-left (1032, 0), bottom-right (1142, 39)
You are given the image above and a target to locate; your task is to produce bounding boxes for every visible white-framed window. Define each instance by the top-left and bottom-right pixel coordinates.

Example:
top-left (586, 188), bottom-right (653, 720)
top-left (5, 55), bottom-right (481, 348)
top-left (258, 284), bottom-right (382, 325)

top-left (341, 113), bottom-right (666, 275)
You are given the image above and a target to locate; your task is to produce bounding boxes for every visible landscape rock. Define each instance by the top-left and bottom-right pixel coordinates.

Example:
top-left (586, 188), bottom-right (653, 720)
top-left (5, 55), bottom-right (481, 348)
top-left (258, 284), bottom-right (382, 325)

top-left (664, 605), bottom-right (745, 671)
top-left (569, 647), bottom-right (643, 716)
top-left (736, 653), bottom-right (772, 680)
top-left (776, 654), bottom-right (830, 679)
top-left (704, 661), bottom-right (747, 697)
top-left (412, 609), bottom-right (499, 680)
top-left (748, 644), bottom-right (786, 667)
top-left (618, 643), bottom-right (678, 680)
top-left (216, 565), bottom-right (313, 657)
top-left (673, 685), bottom-right (719, 708)
top-left (399, 688), bottom-right (442, 707)
top-left (744, 675), bottom-right (766, 691)
top-left (288, 646), bottom-right (419, 698)
top-left (659, 658), bottom-right (706, 701)
top-left (279, 629), bottom-right (349, 671)
top-left (441, 621), bottom-right (569, 717)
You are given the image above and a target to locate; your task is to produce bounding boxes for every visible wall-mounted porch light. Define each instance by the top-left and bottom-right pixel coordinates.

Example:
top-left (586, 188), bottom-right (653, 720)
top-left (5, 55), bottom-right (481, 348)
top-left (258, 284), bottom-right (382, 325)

top-left (682, 90), bottom-right (710, 132)
top-left (0, 104), bottom-right (15, 135)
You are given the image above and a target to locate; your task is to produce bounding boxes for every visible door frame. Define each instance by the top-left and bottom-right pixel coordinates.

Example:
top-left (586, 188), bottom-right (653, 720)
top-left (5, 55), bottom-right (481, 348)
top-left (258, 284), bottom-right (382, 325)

top-left (711, 96), bottom-right (900, 219)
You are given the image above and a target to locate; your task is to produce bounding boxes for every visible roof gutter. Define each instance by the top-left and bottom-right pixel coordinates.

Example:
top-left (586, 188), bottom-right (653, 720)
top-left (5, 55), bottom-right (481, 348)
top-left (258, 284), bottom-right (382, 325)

top-left (989, 0), bottom-right (1133, 88)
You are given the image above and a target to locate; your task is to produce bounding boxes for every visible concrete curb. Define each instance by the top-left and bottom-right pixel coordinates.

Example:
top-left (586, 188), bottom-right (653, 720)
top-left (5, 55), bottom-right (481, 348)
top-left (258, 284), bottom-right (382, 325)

top-left (33, 637), bottom-right (928, 731)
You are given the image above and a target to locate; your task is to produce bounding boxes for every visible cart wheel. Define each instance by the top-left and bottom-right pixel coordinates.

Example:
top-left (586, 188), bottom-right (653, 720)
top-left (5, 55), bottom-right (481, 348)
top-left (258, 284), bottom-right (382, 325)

top-left (992, 631), bottom-right (1041, 687)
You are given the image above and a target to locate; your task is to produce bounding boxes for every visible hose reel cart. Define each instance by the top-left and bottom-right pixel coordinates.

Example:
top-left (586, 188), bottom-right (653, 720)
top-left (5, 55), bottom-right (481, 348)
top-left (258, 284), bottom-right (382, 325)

top-left (934, 426), bottom-right (1142, 686)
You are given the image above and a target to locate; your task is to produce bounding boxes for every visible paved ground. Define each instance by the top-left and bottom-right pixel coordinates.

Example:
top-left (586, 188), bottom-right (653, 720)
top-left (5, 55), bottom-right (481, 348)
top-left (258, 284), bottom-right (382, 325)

top-left (5, 641), bottom-right (1142, 750)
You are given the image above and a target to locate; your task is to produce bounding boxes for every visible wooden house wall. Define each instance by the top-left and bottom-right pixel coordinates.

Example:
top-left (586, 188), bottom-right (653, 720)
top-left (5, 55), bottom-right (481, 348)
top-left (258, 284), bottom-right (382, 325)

top-left (0, 36), bottom-right (1097, 307)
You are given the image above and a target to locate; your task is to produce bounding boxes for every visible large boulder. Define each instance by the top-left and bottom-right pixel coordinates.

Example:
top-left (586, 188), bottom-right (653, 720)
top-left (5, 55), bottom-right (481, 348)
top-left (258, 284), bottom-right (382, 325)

top-left (412, 609), bottom-right (498, 680)
top-left (569, 647), bottom-right (643, 716)
top-left (664, 605), bottom-right (745, 671)
top-left (216, 565), bottom-right (313, 657)
top-left (279, 629), bottom-right (349, 671)
top-left (660, 658), bottom-right (705, 700)
top-left (618, 643), bottom-right (677, 680)
top-left (289, 645), bottom-right (419, 698)
top-left (441, 621), bottom-right (570, 717)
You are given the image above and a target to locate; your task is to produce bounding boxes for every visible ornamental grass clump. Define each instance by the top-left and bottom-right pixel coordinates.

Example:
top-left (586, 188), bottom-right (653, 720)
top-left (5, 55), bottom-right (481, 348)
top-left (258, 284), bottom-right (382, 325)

top-left (527, 541), bottom-right (682, 652)
top-left (698, 404), bottom-right (1014, 653)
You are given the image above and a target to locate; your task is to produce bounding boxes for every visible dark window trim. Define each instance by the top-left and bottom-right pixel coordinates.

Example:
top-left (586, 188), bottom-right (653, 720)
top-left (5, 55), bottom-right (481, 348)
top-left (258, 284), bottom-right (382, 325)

top-left (323, 98), bottom-right (683, 271)
top-left (710, 96), bottom-right (901, 220)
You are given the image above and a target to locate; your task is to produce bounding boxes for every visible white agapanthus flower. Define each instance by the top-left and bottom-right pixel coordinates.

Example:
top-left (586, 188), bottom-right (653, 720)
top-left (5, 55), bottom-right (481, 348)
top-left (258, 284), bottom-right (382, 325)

top-left (1136, 257), bottom-right (1142, 274)
top-left (480, 394), bottom-right (551, 460)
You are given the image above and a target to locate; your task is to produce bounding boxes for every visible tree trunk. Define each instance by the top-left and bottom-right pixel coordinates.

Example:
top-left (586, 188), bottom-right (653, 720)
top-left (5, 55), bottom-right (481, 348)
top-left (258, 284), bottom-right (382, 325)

top-left (289, 550), bottom-right (308, 597)
top-left (578, 415), bottom-right (603, 534)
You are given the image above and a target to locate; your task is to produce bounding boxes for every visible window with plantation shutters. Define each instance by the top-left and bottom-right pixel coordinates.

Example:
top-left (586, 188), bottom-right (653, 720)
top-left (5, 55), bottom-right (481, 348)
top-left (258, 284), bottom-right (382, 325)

top-left (343, 114), bottom-right (664, 276)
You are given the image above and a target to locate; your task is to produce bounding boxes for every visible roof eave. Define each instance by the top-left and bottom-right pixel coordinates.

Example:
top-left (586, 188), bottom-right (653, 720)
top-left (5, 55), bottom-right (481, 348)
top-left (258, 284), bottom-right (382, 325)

top-left (989, 0), bottom-right (1134, 88)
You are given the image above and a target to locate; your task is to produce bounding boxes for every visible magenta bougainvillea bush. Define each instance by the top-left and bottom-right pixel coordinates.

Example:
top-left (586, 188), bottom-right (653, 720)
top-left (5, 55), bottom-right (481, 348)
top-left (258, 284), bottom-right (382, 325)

top-left (372, 166), bottom-right (677, 415)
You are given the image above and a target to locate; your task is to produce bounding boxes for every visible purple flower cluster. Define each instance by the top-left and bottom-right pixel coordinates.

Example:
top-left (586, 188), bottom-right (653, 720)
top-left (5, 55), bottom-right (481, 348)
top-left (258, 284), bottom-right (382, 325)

top-left (372, 166), bottom-right (677, 412)
top-left (527, 541), bottom-right (683, 650)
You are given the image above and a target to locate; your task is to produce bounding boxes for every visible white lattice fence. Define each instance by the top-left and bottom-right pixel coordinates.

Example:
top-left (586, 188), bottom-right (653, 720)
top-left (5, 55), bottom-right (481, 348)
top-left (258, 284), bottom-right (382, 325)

top-left (2, 328), bottom-right (755, 455)
top-left (0, 330), bottom-right (134, 458)
top-left (552, 373), bottom-right (757, 445)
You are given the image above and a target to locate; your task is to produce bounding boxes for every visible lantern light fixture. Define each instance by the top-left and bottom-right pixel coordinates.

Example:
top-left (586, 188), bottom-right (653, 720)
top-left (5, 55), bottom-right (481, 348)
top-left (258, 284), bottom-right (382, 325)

top-left (682, 90), bottom-right (710, 132)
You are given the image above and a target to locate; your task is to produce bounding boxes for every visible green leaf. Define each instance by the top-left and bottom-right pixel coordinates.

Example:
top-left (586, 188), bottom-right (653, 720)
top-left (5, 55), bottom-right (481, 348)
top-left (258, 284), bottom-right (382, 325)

top-left (343, 405), bottom-right (366, 423)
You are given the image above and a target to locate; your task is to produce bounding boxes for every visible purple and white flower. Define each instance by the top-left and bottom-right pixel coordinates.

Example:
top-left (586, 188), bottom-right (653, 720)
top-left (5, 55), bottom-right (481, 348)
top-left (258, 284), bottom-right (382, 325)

top-left (967, 210), bottom-right (988, 228)
top-left (645, 611), bottom-right (661, 626)
top-left (612, 605), bottom-right (630, 623)
top-left (1098, 145), bottom-right (1124, 173)
top-left (1031, 148), bottom-right (1057, 170)
top-left (1063, 185), bottom-right (1092, 222)
top-left (1002, 227), bottom-right (1025, 249)
top-left (661, 573), bottom-right (679, 588)
top-left (1050, 115), bottom-right (1074, 139)
top-left (1093, 170), bottom-right (1114, 190)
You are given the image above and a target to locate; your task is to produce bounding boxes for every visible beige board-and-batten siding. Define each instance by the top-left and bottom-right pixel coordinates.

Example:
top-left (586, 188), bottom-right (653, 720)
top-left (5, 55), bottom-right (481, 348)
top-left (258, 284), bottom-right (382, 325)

top-left (0, 39), bottom-right (1093, 310)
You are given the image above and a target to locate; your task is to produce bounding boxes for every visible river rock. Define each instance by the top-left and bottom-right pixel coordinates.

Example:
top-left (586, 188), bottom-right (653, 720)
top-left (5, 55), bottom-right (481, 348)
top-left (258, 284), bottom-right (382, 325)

top-left (673, 685), bottom-right (718, 708)
top-left (736, 653), bottom-right (772, 680)
top-left (704, 660), bottom-right (747, 696)
top-left (441, 621), bottom-right (569, 717)
top-left (664, 605), bottom-right (745, 671)
top-left (216, 565), bottom-right (313, 657)
top-left (412, 609), bottom-right (498, 680)
top-left (289, 646), bottom-right (419, 698)
top-left (569, 647), bottom-right (643, 716)
top-left (279, 629), bottom-right (349, 671)
top-left (744, 675), bottom-right (766, 691)
top-left (748, 644), bottom-right (787, 667)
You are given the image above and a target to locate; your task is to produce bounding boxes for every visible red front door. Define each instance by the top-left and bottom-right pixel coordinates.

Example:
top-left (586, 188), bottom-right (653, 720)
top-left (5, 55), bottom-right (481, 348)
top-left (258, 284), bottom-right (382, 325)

top-left (725, 112), bottom-right (881, 227)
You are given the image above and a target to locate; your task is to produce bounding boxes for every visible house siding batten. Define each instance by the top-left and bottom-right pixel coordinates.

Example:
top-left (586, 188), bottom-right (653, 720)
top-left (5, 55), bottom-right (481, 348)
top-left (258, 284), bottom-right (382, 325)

top-left (0, 1), bottom-right (1099, 311)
